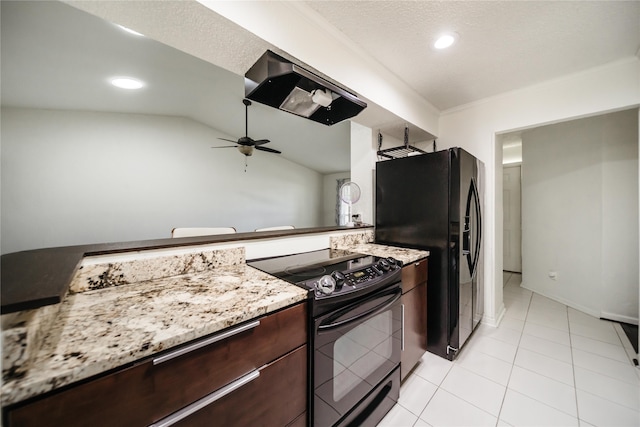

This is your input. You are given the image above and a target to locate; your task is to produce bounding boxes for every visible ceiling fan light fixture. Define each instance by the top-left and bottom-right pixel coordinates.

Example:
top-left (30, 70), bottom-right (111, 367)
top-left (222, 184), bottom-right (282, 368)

top-left (434, 32), bottom-right (458, 50)
top-left (237, 145), bottom-right (253, 156)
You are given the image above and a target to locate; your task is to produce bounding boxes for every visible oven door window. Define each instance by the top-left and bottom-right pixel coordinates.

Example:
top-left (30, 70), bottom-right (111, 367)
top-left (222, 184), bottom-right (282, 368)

top-left (314, 287), bottom-right (402, 426)
top-left (333, 310), bottom-right (393, 400)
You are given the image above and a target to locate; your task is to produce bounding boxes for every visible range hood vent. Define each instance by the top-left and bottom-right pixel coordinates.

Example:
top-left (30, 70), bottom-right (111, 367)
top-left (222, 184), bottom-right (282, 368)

top-left (244, 50), bottom-right (367, 126)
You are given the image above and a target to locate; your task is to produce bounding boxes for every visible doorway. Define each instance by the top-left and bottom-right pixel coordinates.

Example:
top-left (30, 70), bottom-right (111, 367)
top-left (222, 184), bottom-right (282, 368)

top-left (503, 164), bottom-right (522, 273)
top-left (502, 135), bottom-right (522, 277)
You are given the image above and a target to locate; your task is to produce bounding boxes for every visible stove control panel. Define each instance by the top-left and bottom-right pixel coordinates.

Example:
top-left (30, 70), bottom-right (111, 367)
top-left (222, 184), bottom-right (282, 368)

top-left (312, 257), bottom-right (401, 296)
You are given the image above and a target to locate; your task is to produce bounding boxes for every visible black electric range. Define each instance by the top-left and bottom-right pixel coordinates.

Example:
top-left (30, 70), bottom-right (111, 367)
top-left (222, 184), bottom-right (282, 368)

top-left (248, 248), bottom-right (402, 315)
top-left (250, 248), bottom-right (403, 427)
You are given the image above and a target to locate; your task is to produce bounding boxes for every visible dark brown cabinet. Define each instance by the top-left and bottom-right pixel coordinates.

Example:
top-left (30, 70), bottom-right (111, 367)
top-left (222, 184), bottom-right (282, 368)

top-left (5, 302), bottom-right (308, 427)
top-left (401, 259), bottom-right (428, 380)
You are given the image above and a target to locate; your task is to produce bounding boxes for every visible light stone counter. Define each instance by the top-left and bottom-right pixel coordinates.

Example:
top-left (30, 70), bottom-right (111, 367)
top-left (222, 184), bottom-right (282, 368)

top-left (340, 243), bottom-right (429, 265)
top-left (1, 264), bottom-right (308, 406)
top-left (1, 229), bottom-right (427, 407)
top-left (330, 230), bottom-right (430, 265)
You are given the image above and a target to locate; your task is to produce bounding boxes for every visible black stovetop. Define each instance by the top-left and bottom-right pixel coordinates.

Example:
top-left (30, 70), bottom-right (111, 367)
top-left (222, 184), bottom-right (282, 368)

top-left (248, 248), bottom-right (379, 286)
top-left (247, 249), bottom-right (380, 284)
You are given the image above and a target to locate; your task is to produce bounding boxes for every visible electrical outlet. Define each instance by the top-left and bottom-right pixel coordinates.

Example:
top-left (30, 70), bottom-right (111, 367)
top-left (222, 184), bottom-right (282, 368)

top-left (548, 271), bottom-right (558, 280)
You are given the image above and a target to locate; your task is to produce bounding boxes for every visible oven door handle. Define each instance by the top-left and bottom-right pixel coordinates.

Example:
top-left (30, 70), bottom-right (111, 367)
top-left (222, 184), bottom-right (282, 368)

top-left (318, 289), bottom-right (402, 332)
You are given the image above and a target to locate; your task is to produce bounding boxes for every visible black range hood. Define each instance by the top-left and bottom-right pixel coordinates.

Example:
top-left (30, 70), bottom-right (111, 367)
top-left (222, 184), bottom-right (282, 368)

top-left (244, 50), bottom-right (367, 126)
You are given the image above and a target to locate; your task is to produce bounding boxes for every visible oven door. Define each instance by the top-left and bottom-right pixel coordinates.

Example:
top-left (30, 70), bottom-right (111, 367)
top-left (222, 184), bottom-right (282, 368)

top-left (313, 284), bottom-right (402, 427)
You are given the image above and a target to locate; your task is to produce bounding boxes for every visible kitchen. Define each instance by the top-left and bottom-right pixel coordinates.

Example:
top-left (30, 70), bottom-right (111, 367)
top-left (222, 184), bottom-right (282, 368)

top-left (2, 1), bottom-right (639, 426)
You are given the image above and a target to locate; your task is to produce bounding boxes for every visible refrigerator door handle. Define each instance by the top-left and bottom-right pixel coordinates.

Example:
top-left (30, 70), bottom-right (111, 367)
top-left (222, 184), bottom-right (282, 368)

top-left (464, 177), bottom-right (481, 280)
top-left (463, 194), bottom-right (474, 274)
top-left (462, 215), bottom-right (471, 256)
top-left (470, 177), bottom-right (482, 280)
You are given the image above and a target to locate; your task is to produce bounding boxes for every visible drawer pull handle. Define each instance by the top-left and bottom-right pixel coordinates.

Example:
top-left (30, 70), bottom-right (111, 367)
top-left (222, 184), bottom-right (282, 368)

top-left (149, 370), bottom-right (260, 427)
top-left (152, 320), bottom-right (260, 365)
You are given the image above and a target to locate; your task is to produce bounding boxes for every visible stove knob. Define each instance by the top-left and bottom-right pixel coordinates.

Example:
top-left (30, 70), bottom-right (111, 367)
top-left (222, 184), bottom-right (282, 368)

top-left (315, 275), bottom-right (336, 295)
top-left (386, 257), bottom-right (401, 269)
top-left (331, 271), bottom-right (346, 290)
top-left (378, 259), bottom-right (391, 271)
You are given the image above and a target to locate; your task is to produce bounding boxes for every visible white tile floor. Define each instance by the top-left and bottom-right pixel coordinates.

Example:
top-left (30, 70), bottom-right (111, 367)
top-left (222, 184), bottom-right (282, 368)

top-left (378, 273), bottom-right (640, 427)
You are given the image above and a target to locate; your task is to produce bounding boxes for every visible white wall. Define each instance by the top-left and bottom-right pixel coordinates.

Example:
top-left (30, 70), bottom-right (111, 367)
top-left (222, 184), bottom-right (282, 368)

top-left (1, 107), bottom-right (325, 254)
top-left (521, 110), bottom-right (638, 322)
top-left (601, 111), bottom-right (639, 323)
top-left (437, 57), bottom-right (640, 326)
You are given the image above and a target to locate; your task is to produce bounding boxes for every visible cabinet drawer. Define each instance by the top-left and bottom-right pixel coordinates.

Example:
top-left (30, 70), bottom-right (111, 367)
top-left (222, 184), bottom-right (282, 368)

top-left (401, 259), bottom-right (428, 293)
top-left (171, 344), bottom-right (308, 427)
top-left (6, 302), bottom-right (307, 427)
top-left (148, 302), bottom-right (307, 422)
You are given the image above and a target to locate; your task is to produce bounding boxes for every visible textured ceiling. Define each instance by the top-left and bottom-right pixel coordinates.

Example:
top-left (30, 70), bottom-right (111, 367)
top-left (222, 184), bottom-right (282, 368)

top-left (4, 0), bottom-right (639, 173)
top-left (303, 0), bottom-right (640, 110)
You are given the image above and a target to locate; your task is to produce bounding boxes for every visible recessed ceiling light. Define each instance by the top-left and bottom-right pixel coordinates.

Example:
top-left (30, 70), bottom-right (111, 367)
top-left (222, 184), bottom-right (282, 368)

top-left (116, 24), bottom-right (144, 37)
top-left (110, 77), bottom-right (145, 90)
top-left (434, 33), bottom-right (458, 50)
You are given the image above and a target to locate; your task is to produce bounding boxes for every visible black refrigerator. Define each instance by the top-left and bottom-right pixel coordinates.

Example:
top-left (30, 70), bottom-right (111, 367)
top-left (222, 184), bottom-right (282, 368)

top-left (375, 148), bottom-right (484, 360)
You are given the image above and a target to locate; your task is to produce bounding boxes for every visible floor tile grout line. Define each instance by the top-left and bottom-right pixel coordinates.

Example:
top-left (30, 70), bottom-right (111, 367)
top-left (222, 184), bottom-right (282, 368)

top-left (567, 302), bottom-right (584, 425)
top-left (569, 321), bottom-right (640, 412)
top-left (512, 357), bottom-right (574, 387)
top-left (523, 318), bottom-right (570, 334)
top-left (570, 337), bottom-right (634, 365)
top-left (570, 359), bottom-right (640, 386)
top-left (423, 386), bottom-right (502, 424)
top-left (407, 358), bottom-right (454, 424)
top-left (504, 275), bottom-right (581, 423)
top-left (576, 387), bottom-right (640, 415)
top-left (495, 275), bottom-right (531, 426)
top-left (452, 358), bottom-right (511, 388)
top-left (410, 365), bottom-right (447, 425)
top-left (569, 330), bottom-right (627, 348)
top-left (383, 272), bottom-right (634, 426)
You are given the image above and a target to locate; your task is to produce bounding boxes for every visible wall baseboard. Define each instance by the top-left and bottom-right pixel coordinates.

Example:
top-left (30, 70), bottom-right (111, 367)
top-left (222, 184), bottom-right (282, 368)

top-left (519, 283), bottom-right (601, 318)
top-left (482, 302), bottom-right (506, 328)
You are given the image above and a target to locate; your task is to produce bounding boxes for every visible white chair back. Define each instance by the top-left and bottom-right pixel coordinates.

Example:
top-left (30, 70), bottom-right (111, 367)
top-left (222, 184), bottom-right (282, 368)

top-left (171, 227), bottom-right (237, 238)
top-left (254, 225), bottom-right (295, 232)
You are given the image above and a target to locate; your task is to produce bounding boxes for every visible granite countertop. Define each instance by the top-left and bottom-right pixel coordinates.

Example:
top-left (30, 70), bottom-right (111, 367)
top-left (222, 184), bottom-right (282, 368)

top-left (342, 243), bottom-right (429, 265)
top-left (1, 231), bottom-right (429, 408)
top-left (1, 264), bottom-right (308, 406)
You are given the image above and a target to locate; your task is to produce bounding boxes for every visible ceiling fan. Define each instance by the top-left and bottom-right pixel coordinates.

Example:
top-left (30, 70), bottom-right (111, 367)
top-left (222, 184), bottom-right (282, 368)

top-left (212, 99), bottom-right (281, 157)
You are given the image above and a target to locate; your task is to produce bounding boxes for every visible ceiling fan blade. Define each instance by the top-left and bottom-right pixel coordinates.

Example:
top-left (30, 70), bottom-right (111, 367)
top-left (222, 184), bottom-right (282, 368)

top-left (218, 137), bottom-right (239, 144)
top-left (253, 139), bottom-right (271, 146)
top-left (211, 145), bottom-right (237, 149)
top-left (255, 146), bottom-right (281, 154)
